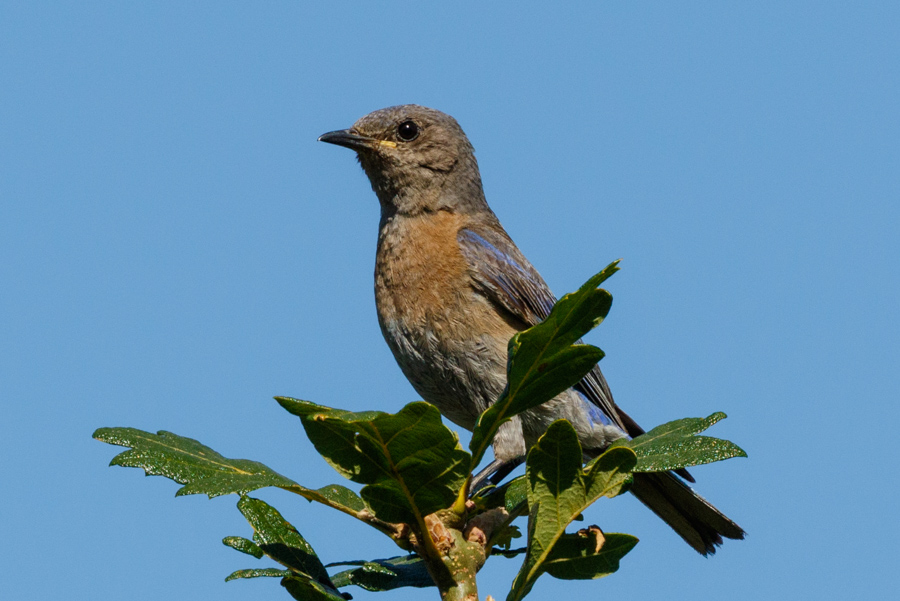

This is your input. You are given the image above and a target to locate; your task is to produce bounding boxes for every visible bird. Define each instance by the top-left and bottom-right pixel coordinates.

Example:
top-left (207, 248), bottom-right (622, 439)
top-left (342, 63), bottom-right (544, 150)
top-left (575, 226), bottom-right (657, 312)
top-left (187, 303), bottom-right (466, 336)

top-left (318, 104), bottom-right (744, 555)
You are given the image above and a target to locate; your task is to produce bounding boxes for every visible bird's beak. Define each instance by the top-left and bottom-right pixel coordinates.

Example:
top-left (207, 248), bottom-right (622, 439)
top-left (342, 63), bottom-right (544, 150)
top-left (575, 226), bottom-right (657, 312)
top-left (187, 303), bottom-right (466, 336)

top-left (317, 128), bottom-right (376, 151)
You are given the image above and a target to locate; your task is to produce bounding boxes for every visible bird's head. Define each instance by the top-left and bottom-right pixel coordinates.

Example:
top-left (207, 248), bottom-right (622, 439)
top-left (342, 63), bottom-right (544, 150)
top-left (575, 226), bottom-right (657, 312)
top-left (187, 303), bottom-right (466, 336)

top-left (319, 105), bottom-right (487, 216)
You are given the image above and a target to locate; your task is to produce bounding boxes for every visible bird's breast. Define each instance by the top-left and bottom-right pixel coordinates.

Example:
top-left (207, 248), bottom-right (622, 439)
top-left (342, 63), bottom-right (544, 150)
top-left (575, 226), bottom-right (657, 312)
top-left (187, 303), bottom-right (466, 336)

top-left (375, 210), bottom-right (471, 328)
top-left (374, 210), bottom-right (514, 427)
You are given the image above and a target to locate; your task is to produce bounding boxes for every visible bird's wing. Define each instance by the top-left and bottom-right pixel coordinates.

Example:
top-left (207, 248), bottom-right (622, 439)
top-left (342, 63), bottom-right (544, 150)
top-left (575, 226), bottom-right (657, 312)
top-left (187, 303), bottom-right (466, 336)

top-left (457, 227), bottom-right (555, 326)
top-left (457, 225), bottom-right (632, 433)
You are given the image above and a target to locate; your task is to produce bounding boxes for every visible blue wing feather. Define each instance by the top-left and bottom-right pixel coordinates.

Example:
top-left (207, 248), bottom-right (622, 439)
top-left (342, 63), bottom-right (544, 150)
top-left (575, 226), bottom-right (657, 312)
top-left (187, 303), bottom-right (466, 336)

top-left (457, 225), bottom-right (629, 432)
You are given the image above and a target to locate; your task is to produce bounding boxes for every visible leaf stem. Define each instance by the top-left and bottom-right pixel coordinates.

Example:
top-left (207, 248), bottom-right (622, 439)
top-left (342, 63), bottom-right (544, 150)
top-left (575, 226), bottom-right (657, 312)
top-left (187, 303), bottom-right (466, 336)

top-left (279, 485), bottom-right (407, 543)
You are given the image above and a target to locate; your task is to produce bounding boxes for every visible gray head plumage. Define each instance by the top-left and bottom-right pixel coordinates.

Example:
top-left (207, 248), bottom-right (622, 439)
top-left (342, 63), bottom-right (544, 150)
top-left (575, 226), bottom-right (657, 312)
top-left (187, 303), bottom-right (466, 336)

top-left (319, 105), bottom-right (490, 216)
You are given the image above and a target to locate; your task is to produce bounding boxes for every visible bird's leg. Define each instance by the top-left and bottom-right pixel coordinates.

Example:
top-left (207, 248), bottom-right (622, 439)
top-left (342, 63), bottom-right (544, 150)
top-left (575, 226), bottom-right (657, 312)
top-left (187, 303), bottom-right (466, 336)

top-left (470, 456), bottom-right (525, 494)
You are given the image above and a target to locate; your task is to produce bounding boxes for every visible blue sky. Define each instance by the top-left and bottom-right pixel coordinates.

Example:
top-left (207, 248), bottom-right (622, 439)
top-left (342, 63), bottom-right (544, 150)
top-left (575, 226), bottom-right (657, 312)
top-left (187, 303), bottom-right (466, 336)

top-left (2, 2), bottom-right (898, 600)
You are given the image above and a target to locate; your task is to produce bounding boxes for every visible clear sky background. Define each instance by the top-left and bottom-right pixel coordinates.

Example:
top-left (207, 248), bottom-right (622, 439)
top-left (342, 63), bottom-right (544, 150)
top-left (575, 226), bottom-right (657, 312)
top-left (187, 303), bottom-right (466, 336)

top-left (2, 2), bottom-right (898, 600)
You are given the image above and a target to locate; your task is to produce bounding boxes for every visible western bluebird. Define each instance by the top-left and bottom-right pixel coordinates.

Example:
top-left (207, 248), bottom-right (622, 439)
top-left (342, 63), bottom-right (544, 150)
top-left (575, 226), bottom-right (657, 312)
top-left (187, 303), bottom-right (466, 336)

top-left (319, 105), bottom-right (744, 554)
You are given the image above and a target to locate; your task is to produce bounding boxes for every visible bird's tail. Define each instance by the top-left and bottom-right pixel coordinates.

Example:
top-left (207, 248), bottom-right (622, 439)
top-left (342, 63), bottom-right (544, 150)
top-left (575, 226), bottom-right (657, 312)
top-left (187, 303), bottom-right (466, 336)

top-left (630, 471), bottom-right (745, 555)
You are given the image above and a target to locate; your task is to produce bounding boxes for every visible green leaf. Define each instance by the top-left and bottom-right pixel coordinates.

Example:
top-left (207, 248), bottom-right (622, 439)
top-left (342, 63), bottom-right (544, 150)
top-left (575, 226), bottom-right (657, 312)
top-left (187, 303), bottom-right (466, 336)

top-left (329, 555), bottom-right (432, 591)
top-left (469, 261), bottom-right (619, 468)
top-left (225, 568), bottom-right (291, 581)
top-left (223, 536), bottom-right (264, 559)
top-left (477, 475), bottom-right (528, 513)
top-left (311, 484), bottom-right (367, 513)
top-left (93, 427), bottom-right (369, 519)
top-left (542, 531), bottom-right (638, 580)
top-left (229, 498), bottom-right (348, 600)
top-left (282, 576), bottom-right (349, 601)
top-left (491, 524), bottom-right (523, 551)
top-left (93, 428), bottom-right (297, 498)
top-left (277, 398), bottom-right (470, 525)
top-left (619, 412), bottom-right (747, 472)
top-left (236, 496), bottom-right (333, 587)
top-left (508, 420), bottom-right (636, 601)
top-left (499, 475), bottom-right (529, 514)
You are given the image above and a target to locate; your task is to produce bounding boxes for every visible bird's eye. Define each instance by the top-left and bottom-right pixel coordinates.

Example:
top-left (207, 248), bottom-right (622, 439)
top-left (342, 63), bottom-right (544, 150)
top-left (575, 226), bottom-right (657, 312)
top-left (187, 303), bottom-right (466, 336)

top-left (397, 120), bottom-right (419, 141)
